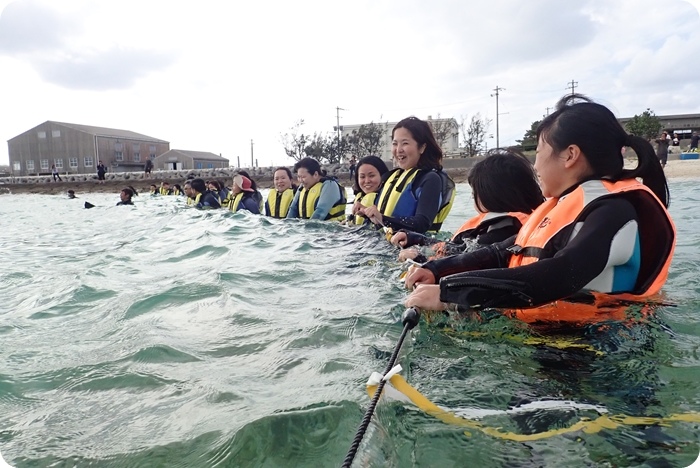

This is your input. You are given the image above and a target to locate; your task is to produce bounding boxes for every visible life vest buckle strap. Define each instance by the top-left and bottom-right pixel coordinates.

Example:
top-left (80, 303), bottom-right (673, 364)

top-left (507, 244), bottom-right (524, 255)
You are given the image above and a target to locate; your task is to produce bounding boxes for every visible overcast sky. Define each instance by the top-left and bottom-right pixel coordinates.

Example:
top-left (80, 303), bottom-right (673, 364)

top-left (1, 0), bottom-right (699, 168)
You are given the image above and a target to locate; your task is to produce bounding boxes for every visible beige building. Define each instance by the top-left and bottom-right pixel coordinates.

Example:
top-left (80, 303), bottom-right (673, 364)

top-left (153, 149), bottom-right (229, 171)
top-left (7, 121), bottom-right (169, 176)
top-left (340, 116), bottom-right (459, 162)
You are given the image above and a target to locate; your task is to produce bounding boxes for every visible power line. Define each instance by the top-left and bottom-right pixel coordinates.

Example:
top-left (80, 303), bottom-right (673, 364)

top-left (567, 79), bottom-right (578, 96)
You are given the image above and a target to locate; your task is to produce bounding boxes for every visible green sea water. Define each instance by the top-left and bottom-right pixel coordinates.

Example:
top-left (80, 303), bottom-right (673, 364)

top-left (1, 180), bottom-right (699, 467)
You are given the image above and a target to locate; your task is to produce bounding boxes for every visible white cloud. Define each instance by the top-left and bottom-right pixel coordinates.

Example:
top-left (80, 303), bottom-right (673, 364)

top-left (1, 0), bottom-right (699, 168)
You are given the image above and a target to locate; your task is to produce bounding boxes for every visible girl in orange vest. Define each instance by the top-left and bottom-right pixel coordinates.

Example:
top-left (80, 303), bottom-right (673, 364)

top-left (391, 149), bottom-right (544, 262)
top-left (403, 94), bottom-right (675, 325)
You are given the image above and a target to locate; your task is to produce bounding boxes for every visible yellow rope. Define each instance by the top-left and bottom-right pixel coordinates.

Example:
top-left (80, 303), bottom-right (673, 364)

top-left (367, 374), bottom-right (700, 442)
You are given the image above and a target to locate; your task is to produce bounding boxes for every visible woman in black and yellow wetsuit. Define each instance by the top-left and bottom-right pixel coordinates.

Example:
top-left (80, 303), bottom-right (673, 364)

top-left (360, 116), bottom-right (455, 234)
top-left (265, 167), bottom-right (298, 218)
top-left (392, 149), bottom-right (544, 262)
top-left (286, 157), bottom-right (347, 221)
top-left (350, 156), bottom-right (389, 225)
top-left (404, 95), bottom-right (675, 325)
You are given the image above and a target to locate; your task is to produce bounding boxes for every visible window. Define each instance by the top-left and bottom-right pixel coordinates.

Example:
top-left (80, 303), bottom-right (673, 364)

top-left (69, 158), bottom-right (78, 168)
top-left (54, 159), bottom-right (63, 169)
top-left (133, 152), bottom-right (140, 162)
top-left (196, 162), bottom-right (203, 169)
top-left (115, 142), bottom-right (123, 151)
top-left (132, 143), bottom-right (140, 152)
top-left (52, 130), bottom-right (61, 138)
top-left (115, 151), bottom-right (123, 161)
top-left (207, 163), bottom-right (214, 169)
top-left (37, 131), bottom-right (46, 139)
top-left (149, 145), bottom-right (156, 158)
top-left (27, 160), bottom-right (35, 171)
top-left (84, 157), bottom-right (94, 167)
top-left (12, 161), bottom-right (20, 171)
top-left (41, 159), bottom-right (49, 170)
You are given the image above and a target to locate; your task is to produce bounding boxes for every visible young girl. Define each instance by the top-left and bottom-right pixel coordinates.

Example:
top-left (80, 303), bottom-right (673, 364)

top-left (391, 149), bottom-right (543, 262)
top-left (404, 95), bottom-right (674, 324)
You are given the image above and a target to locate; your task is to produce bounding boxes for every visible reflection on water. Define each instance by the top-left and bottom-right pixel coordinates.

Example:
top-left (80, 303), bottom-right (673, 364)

top-left (0, 181), bottom-right (699, 467)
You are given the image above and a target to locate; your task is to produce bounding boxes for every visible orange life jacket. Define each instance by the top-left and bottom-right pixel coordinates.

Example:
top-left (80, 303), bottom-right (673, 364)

top-left (506, 179), bottom-right (675, 325)
top-left (431, 212), bottom-right (530, 258)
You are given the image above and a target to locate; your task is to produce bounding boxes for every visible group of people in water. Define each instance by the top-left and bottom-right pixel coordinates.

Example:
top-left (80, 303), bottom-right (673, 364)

top-left (99, 94), bottom-right (676, 325)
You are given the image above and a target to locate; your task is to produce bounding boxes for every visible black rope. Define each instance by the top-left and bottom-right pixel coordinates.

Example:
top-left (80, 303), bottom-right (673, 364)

top-left (341, 307), bottom-right (421, 468)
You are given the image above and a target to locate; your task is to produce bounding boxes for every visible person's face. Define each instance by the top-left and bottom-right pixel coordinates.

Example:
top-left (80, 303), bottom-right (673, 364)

top-left (208, 183), bottom-right (217, 191)
top-left (392, 127), bottom-right (424, 170)
top-left (120, 190), bottom-right (129, 202)
top-left (357, 163), bottom-right (382, 194)
top-left (274, 169), bottom-right (292, 192)
top-left (296, 167), bottom-right (320, 189)
top-left (534, 135), bottom-right (568, 198)
top-left (184, 184), bottom-right (194, 197)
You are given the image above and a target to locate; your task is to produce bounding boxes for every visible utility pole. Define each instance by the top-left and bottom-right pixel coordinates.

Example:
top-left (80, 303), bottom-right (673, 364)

top-left (250, 139), bottom-right (254, 168)
top-left (335, 106), bottom-right (346, 160)
top-left (567, 80), bottom-right (578, 96)
top-left (491, 86), bottom-right (505, 149)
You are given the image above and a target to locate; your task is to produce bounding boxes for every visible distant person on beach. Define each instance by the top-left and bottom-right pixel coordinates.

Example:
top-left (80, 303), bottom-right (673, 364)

top-left (144, 159), bottom-right (153, 178)
top-left (96, 161), bottom-right (107, 184)
top-left (286, 157), bottom-right (347, 221)
top-left (392, 149), bottom-right (544, 262)
top-left (51, 164), bottom-right (62, 182)
top-left (348, 156), bottom-right (357, 179)
top-left (690, 131), bottom-right (699, 152)
top-left (404, 94), bottom-right (674, 323)
top-left (116, 187), bottom-right (135, 205)
top-left (655, 131), bottom-right (671, 167)
top-left (350, 156), bottom-right (389, 225)
top-left (67, 190), bottom-right (76, 199)
top-left (672, 133), bottom-right (680, 146)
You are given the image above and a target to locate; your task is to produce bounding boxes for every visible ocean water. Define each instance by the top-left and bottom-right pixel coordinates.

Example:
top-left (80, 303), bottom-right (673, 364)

top-left (0, 180), bottom-right (699, 468)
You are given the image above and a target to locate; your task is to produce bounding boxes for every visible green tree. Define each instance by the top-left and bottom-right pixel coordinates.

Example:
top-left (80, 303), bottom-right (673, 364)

top-left (303, 132), bottom-right (326, 160)
top-left (280, 120), bottom-right (309, 161)
top-left (625, 109), bottom-right (662, 140)
top-left (515, 120), bottom-right (541, 151)
top-left (322, 133), bottom-right (350, 164)
top-left (346, 122), bottom-right (384, 158)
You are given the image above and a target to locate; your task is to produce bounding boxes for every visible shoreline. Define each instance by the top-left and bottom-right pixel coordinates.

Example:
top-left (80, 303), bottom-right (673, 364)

top-left (0, 160), bottom-right (697, 196)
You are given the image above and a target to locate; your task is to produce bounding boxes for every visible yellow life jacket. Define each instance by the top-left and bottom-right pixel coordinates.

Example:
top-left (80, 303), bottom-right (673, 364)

top-left (186, 193), bottom-right (201, 206)
top-left (353, 192), bottom-right (378, 225)
top-left (298, 178), bottom-right (346, 221)
top-left (267, 188), bottom-right (295, 218)
top-left (229, 193), bottom-right (243, 212)
top-left (158, 187), bottom-right (170, 195)
top-left (376, 168), bottom-right (455, 233)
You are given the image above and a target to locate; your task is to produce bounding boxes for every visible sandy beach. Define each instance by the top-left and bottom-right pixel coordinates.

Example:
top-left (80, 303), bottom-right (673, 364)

top-left (0, 160), bottom-right (697, 196)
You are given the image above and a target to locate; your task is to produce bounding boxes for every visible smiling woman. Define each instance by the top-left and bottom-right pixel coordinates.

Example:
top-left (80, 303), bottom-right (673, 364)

top-left (360, 117), bottom-right (455, 234)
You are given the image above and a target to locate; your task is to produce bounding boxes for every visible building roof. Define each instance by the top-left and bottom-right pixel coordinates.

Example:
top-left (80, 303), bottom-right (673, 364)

top-left (156, 149), bottom-right (229, 162)
top-left (50, 121), bottom-right (169, 143)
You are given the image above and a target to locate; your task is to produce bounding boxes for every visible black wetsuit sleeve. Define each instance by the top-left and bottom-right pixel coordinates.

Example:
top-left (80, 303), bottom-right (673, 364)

top-left (381, 172), bottom-right (442, 233)
top-left (423, 236), bottom-right (515, 280)
top-left (438, 198), bottom-right (639, 309)
top-left (474, 224), bottom-right (521, 245)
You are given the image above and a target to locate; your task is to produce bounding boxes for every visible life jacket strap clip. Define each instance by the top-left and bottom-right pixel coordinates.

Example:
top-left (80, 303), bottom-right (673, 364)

top-left (507, 244), bottom-right (524, 255)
